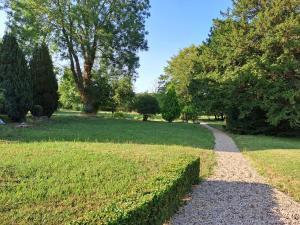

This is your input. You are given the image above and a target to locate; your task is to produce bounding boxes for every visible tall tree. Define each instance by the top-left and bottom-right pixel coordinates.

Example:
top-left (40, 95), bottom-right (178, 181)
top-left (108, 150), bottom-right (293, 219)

top-left (163, 45), bottom-right (200, 105)
top-left (4, 0), bottom-right (150, 113)
top-left (30, 43), bottom-right (58, 117)
top-left (0, 34), bottom-right (32, 122)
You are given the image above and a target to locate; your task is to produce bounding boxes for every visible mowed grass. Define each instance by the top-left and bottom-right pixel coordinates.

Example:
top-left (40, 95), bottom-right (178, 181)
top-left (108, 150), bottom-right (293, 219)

top-left (0, 113), bottom-right (215, 224)
top-left (234, 134), bottom-right (300, 203)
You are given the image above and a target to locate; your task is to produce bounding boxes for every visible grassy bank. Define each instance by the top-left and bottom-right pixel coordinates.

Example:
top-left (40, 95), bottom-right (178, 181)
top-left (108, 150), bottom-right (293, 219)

top-left (234, 134), bottom-right (300, 203)
top-left (0, 112), bottom-right (215, 224)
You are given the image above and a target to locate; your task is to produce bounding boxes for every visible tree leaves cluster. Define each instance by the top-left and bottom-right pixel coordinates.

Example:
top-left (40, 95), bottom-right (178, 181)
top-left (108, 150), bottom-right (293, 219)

top-left (161, 0), bottom-right (300, 134)
top-left (30, 43), bottom-right (58, 117)
top-left (0, 34), bottom-right (32, 122)
top-left (134, 93), bottom-right (160, 121)
top-left (0, 34), bottom-right (58, 122)
top-left (161, 86), bottom-right (181, 123)
top-left (4, 0), bottom-right (151, 113)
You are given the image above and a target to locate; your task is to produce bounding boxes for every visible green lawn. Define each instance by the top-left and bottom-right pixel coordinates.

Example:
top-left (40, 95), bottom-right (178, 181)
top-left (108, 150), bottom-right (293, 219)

top-left (233, 134), bottom-right (300, 203)
top-left (0, 112), bottom-right (215, 224)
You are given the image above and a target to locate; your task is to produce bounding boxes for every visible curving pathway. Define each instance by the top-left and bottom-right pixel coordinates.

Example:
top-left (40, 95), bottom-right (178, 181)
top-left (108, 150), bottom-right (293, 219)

top-left (170, 123), bottom-right (300, 225)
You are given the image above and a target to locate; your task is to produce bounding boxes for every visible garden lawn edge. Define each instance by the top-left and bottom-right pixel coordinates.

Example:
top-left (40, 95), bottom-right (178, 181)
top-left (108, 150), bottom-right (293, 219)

top-left (70, 158), bottom-right (200, 225)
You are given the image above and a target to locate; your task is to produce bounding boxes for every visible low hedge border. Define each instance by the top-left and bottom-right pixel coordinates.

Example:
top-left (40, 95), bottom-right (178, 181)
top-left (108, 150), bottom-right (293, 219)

top-left (70, 157), bottom-right (200, 225)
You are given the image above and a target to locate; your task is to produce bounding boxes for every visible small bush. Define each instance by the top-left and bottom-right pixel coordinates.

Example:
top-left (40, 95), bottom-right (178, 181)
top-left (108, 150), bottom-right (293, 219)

top-left (31, 105), bottom-right (44, 117)
top-left (134, 94), bottom-right (160, 121)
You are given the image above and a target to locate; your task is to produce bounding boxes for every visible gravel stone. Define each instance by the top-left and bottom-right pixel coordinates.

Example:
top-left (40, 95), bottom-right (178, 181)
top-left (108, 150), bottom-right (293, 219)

top-left (169, 123), bottom-right (300, 225)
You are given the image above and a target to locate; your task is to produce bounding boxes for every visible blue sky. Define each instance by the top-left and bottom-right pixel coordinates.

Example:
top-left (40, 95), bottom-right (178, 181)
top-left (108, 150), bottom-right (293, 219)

top-left (0, 1), bottom-right (233, 92)
top-left (135, 0), bottom-right (232, 92)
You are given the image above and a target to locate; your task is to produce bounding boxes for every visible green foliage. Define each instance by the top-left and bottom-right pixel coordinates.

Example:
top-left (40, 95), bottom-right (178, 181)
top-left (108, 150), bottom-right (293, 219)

top-left (30, 105), bottom-right (43, 117)
top-left (181, 105), bottom-right (199, 123)
top-left (112, 112), bottom-right (126, 119)
top-left (58, 69), bottom-right (82, 111)
top-left (30, 43), bottom-right (58, 118)
top-left (161, 86), bottom-right (181, 123)
top-left (112, 77), bottom-right (135, 112)
top-left (6, 0), bottom-right (150, 113)
top-left (86, 72), bottom-right (113, 113)
top-left (163, 0), bottom-right (300, 133)
top-left (134, 94), bottom-right (160, 121)
top-left (70, 159), bottom-right (200, 225)
top-left (0, 89), bottom-right (4, 114)
top-left (163, 45), bottom-right (200, 105)
top-left (189, 78), bottom-right (225, 119)
top-left (0, 34), bottom-right (32, 122)
top-left (0, 113), bottom-right (215, 224)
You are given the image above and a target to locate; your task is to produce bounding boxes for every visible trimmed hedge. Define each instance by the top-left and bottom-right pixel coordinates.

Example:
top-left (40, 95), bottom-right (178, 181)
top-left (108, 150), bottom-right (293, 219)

top-left (70, 158), bottom-right (200, 225)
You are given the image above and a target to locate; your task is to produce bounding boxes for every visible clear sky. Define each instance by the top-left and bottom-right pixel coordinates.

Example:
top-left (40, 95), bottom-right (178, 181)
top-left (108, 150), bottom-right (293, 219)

top-left (135, 0), bottom-right (233, 92)
top-left (0, 1), bottom-right (233, 93)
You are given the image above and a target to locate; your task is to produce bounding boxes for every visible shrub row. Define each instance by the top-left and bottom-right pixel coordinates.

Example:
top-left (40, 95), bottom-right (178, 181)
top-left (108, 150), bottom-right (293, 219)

top-left (70, 157), bottom-right (200, 225)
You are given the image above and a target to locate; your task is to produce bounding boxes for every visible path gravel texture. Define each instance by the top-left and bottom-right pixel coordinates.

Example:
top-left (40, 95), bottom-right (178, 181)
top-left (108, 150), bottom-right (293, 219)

top-left (170, 123), bottom-right (300, 225)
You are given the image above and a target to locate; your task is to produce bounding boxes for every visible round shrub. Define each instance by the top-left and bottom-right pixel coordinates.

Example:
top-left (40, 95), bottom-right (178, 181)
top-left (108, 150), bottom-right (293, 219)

top-left (134, 94), bottom-right (160, 121)
top-left (31, 105), bottom-right (44, 117)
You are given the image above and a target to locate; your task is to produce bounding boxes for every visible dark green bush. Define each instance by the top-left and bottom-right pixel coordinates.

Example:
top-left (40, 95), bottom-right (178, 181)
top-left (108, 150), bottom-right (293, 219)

top-left (31, 105), bottom-right (44, 117)
top-left (134, 94), bottom-right (160, 121)
top-left (70, 158), bottom-right (200, 225)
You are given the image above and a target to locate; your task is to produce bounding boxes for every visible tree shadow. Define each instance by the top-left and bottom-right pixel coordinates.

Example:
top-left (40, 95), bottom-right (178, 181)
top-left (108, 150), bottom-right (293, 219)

top-left (171, 180), bottom-right (294, 225)
top-left (0, 115), bottom-right (214, 149)
top-left (232, 134), bottom-right (300, 151)
top-left (204, 122), bottom-right (300, 151)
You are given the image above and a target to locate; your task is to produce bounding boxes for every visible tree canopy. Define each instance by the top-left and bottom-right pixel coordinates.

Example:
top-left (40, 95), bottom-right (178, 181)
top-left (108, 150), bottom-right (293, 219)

top-left (4, 0), bottom-right (150, 113)
top-left (160, 0), bottom-right (300, 133)
top-left (0, 34), bottom-right (32, 122)
top-left (134, 93), bottom-right (160, 121)
top-left (30, 43), bottom-right (58, 117)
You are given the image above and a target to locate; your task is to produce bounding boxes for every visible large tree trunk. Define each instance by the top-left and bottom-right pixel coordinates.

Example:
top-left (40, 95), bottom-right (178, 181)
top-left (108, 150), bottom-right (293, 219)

top-left (71, 57), bottom-right (98, 114)
top-left (81, 60), bottom-right (98, 114)
top-left (81, 91), bottom-right (96, 114)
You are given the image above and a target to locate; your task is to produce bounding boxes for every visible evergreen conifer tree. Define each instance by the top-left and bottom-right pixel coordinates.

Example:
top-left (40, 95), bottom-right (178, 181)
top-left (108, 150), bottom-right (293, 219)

top-left (0, 34), bottom-right (32, 122)
top-left (30, 43), bottom-right (58, 117)
top-left (162, 86), bottom-right (181, 123)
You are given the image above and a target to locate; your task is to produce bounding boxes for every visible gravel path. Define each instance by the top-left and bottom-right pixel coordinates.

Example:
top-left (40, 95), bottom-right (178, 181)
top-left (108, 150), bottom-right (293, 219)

top-left (170, 123), bottom-right (300, 225)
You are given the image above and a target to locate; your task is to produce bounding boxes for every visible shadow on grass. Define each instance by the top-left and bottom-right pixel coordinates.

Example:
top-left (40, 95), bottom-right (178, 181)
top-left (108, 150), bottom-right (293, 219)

top-left (171, 180), bottom-right (290, 225)
top-left (203, 121), bottom-right (300, 151)
top-left (0, 114), bottom-right (214, 149)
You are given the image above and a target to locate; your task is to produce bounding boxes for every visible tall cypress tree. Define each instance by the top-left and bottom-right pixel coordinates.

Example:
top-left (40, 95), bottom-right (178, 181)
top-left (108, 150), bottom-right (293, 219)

top-left (0, 34), bottom-right (32, 122)
top-left (30, 43), bottom-right (58, 118)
